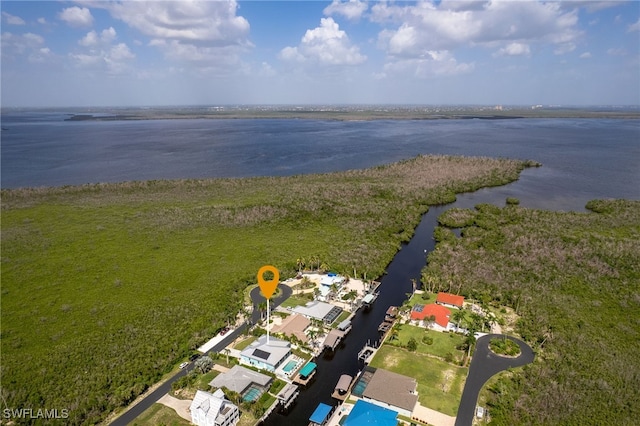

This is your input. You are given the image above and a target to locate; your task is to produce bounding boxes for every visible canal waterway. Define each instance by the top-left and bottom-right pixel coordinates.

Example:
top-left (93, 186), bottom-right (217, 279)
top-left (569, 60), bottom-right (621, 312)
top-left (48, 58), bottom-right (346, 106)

top-left (263, 185), bottom-right (511, 425)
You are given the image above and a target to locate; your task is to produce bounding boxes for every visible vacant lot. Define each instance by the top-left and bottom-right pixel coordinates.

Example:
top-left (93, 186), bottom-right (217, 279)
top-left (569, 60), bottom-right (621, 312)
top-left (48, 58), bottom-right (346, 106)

top-left (1, 155), bottom-right (532, 424)
top-left (369, 345), bottom-right (467, 416)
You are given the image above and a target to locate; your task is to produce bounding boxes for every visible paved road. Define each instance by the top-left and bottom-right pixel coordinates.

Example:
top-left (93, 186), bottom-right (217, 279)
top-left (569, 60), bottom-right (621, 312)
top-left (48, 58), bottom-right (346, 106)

top-left (455, 334), bottom-right (535, 426)
top-left (111, 284), bottom-right (292, 425)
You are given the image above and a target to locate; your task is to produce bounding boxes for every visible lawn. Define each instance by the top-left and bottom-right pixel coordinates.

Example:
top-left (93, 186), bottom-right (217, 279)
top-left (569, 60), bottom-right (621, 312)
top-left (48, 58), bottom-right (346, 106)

top-left (233, 336), bottom-right (257, 351)
top-left (130, 403), bottom-right (190, 426)
top-left (1, 155), bottom-right (532, 424)
top-left (369, 345), bottom-right (467, 416)
top-left (280, 293), bottom-right (313, 308)
top-left (387, 324), bottom-right (465, 362)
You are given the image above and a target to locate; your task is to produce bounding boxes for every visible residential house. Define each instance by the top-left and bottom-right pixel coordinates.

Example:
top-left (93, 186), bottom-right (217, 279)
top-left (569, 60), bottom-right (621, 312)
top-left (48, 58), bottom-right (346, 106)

top-left (410, 303), bottom-right (452, 331)
top-left (209, 365), bottom-right (272, 402)
top-left (271, 313), bottom-right (311, 343)
top-left (190, 389), bottom-right (239, 426)
top-left (239, 335), bottom-right (291, 372)
top-left (436, 292), bottom-right (465, 309)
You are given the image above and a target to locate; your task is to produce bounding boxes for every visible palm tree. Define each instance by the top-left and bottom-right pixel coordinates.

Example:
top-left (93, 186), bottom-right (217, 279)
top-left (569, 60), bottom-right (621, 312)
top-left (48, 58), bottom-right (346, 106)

top-left (258, 301), bottom-right (267, 320)
top-left (451, 309), bottom-right (465, 331)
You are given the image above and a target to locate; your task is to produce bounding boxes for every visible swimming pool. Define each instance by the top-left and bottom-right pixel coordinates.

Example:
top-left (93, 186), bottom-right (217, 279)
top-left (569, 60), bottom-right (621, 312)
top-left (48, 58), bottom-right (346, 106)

top-left (243, 385), bottom-right (263, 402)
top-left (283, 360), bottom-right (297, 373)
top-left (351, 370), bottom-right (374, 397)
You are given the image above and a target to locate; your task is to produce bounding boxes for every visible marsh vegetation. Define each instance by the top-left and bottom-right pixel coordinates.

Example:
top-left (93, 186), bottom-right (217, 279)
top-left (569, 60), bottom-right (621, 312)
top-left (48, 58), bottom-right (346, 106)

top-left (424, 199), bottom-right (640, 424)
top-left (0, 155), bottom-right (533, 424)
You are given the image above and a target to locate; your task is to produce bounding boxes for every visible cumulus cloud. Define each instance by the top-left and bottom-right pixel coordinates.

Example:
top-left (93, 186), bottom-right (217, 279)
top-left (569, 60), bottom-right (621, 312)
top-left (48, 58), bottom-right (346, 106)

top-left (280, 17), bottom-right (366, 66)
top-left (579, 52), bottom-right (592, 59)
top-left (324, 0), bottom-right (368, 21)
top-left (628, 18), bottom-right (640, 33)
top-left (70, 41), bottom-right (136, 75)
top-left (374, 1), bottom-right (581, 52)
top-left (1, 32), bottom-right (46, 60)
top-left (383, 50), bottom-right (474, 78)
top-left (494, 42), bottom-right (531, 57)
top-left (79, 27), bottom-right (117, 46)
top-left (2, 12), bottom-right (26, 25)
top-left (58, 6), bottom-right (94, 28)
top-left (84, 0), bottom-right (251, 70)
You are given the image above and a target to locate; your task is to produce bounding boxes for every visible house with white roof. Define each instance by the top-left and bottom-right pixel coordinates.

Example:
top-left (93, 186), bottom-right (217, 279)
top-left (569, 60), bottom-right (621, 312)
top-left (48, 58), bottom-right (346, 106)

top-left (190, 389), bottom-right (239, 426)
top-left (292, 300), bottom-right (343, 325)
top-left (239, 335), bottom-right (291, 372)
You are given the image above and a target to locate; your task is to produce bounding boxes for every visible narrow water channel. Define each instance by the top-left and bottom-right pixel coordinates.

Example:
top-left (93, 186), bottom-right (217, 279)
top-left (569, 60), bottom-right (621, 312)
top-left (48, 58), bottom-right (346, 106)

top-left (263, 187), bottom-right (509, 425)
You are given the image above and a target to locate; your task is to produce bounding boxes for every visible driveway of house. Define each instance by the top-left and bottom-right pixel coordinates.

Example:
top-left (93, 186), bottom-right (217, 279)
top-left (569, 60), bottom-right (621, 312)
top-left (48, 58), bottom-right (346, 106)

top-left (158, 394), bottom-right (191, 422)
top-left (455, 334), bottom-right (535, 426)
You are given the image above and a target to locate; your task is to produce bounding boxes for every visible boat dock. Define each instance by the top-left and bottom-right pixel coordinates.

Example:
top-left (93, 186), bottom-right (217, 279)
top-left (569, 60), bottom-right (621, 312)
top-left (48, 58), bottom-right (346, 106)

top-left (331, 374), bottom-right (353, 401)
top-left (293, 361), bottom-right (317, 386)
top-left (323, 329), bottom-right (346, 352)
top-left (357, 340), bottom-right (380, 364)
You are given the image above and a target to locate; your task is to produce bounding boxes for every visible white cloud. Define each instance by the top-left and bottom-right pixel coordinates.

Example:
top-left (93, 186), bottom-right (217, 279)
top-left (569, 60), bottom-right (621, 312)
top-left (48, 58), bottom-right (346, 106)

top-left (324, 0), bottom-right (368, 21)
top-left (1, 32), bottom-right (46, 59)
top-left (83, 0), bottom-right (252, 70)
top-left (37, 17), bottom-right (47, 25)
top-left (628, 18), bottom-right (640, 33)
top-left (579, 52), bottom-right (592, 59)
top-left (383, 50), bottom-right (474, 78)
top-left (280, 17), bottom-right (366, 66)
top-left (97, 1), bottom-right (249, 45)
top-left (607, 48), bottom-right (627, 56)
top-left (79, 27), bottom-right (117, 46)
top-left (58, 6), bottom-right (94, 28)
top-left (494, 42), bottom-right (531, 57)
top-left (69, 41), bottom-right (136, 75)
top-left (554, 42), bottom-right (576, 55)
top-left (2, 12), bottom-right (26, 25)
top-left (374, 1), bottom-right (581, 52)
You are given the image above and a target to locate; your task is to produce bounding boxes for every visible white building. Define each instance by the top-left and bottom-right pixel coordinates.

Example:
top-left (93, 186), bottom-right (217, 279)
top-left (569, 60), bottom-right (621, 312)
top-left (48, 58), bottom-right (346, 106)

top-left (239, 335), bottom-right (291, 372)
top-left (190, 389), bottom-right (239, 426)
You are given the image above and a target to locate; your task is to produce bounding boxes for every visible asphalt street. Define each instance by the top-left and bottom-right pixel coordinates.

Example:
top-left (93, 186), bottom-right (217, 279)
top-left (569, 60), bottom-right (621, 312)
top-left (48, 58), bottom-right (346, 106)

top-left (111, 284), bottom-right (292, 425)
top-left (455, 334), bottom-right (535, 426)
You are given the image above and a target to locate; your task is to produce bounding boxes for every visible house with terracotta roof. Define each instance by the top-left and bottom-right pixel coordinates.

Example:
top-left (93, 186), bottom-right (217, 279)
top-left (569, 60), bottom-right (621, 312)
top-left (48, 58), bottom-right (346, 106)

top-left (271, 313), bottom-right (310, 343)
top-left (410, 303), bottom-right (452, 331)
top-left (435, 292), bottom-right (465, 309)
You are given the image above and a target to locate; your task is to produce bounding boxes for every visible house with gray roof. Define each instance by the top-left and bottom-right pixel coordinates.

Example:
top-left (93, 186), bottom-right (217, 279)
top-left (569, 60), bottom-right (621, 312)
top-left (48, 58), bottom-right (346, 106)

top-left (209, 365), bottom-right (272, 395)
top-left (361, 368), bottom-right (418, 417)
top-left (292, 300), bottom-right (342, 325)
top-left (239, 335), bottom-right (291, 372)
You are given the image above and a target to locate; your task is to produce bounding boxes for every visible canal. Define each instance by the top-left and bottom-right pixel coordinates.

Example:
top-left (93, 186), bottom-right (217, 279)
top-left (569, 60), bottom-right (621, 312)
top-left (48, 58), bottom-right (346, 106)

top-left (263, 186), bottom-right (510, 425)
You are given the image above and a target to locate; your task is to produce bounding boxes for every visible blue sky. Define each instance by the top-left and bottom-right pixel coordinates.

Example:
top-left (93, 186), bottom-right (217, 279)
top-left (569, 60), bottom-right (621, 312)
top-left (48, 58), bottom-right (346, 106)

top-left (1, 0), bottom-right (639, 107)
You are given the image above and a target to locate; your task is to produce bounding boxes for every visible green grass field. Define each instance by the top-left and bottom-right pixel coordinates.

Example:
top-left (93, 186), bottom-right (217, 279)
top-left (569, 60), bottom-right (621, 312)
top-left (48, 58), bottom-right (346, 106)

top-left (369, 345), bottom-right (467, 416)
top-left (1, 155), bottom-right (532, 424)
top-left (130, 403), bottom-right (190, 426)
top-left (387, 324), bottom-right (465, 361)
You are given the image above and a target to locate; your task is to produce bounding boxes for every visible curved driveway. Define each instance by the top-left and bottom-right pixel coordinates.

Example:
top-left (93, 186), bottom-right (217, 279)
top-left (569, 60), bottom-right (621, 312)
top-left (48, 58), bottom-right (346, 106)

top-left (112, 284), bottom-right (291, 425)
top-left (455, 334), bottom-right (535, 426)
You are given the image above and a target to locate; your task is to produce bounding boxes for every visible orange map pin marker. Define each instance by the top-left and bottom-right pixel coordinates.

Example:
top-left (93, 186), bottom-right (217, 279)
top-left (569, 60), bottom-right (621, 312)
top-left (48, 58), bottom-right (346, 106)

top-left (257, 265), bottom-right (279, 299)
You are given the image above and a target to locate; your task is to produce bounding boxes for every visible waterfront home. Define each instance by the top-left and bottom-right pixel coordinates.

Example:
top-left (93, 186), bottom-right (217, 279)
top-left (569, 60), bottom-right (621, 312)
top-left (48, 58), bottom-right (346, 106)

top-left (209, 365), bottom-right (272, 403)
top-left (352, 367), bottom-right (418, 417)
top-left (410, 303), bottom-right (452, 331)
top-left (239, 335), bottom-right (291, 372)
top-left (292, 300), bottom-right (343, 325)
top-left (436, 292), bottom-right (465, 309)
top-left (190, 389), bottom-right (240, 426)
top-left (272, 313), bottom-right (311, 343)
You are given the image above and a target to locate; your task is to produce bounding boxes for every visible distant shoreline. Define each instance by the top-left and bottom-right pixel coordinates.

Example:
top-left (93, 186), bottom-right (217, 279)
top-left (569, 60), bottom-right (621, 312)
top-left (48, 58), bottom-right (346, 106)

top-left (52, 106), bottom-right (640, 122)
